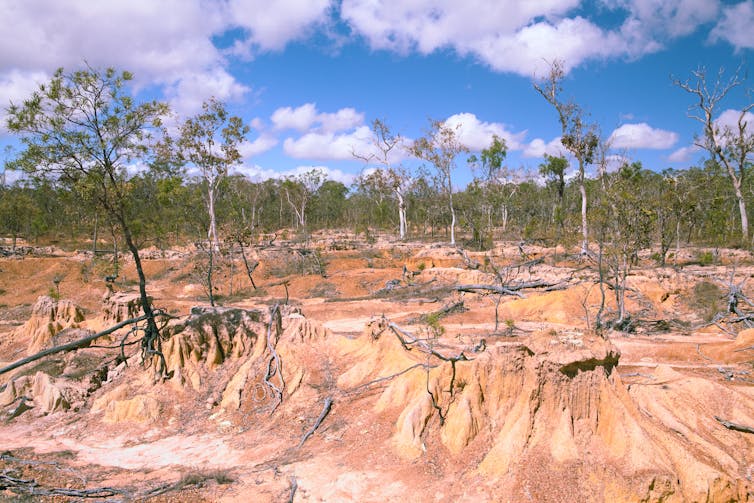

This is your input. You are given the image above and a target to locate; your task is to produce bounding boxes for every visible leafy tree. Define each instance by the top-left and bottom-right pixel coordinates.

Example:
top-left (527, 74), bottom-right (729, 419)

top-left (674, 66), bottom-right (753, 243)
top-left (282, 168), bottom-right (325, 231)
top-left (466, 135), bottom-right (508, 247)
top-left (5, 66), bottom-right (170, 373)
top-left (411, 119), bottom-right (469, 245)
top-left (0, 182), bottom-right (37, 251)
top-left (534, 60), bottom-right (599, 254)
top-left (354, 119), bottom-right (411, 239)
top-left (176, 97), bottom-right (249, 251)
top-left (593, 162), bottom-right (655, 329)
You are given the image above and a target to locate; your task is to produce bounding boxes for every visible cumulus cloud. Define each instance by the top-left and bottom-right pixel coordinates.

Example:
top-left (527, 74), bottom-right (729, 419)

top-left (0, 0), bottom-right (334, 116)
top-left (667, 144), bottom-right (701, 163)
top-left (238, 135), bottom-right (279, 159)
top-left (608, 123), bottom-right (679, 149)
top-left (523, 137), bottom-right (566, 158)
top-left (225, 0), bottom-right (332, 55)
top-left (164, 68), bottom-right (250, 116)
top-left (0, 70), bottom-right (50, 133)
top-left (283, 125), bottom-right (374, 160)
top-left (709, 1), bottom-right (754, 49)
top-left (443, 113), bottom-right (527, 151)
top-left (271, 104), bottom-right (319, 131)
top-left (715, 108), bottom-right (754, 133)
top-left (272, 103), bottom-right (364, 133)
top-left (341, 0), bottom-right (724, 76)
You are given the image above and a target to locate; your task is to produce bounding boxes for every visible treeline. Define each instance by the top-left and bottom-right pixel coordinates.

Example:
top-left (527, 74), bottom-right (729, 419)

top-left (0, 157), bottom-right (746, 256)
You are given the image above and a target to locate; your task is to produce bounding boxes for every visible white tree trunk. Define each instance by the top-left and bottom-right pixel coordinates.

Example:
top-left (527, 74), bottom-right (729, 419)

top-left (207, 185), bottom-right (220, 251)
top-left (449, 191), bottom-right (456, 245)
top-left (579, 172), bottom-right (588, 254)
top-left (396, 189), bottom-right (407, 240)
top-left (734, 182), bottom-right (749, 241)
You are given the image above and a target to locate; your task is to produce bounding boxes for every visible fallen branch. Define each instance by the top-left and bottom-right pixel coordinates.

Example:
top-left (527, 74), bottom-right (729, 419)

top-left (343, 363), bottom-right (430, 394)
top-left (714, 416), bottom-right (754, 434)
top-left (298, 396), bottom-right (333, 448)
top-left (414, 300), bottom-right (465, 323)
top-left (455, 279), bottom-right (566, 298)
top-left (454, 284), bottom-right (524, 298)
top-left (0, 472), bottom-right (123, 499)
top-left (0, 313), bottom-right (153, 376)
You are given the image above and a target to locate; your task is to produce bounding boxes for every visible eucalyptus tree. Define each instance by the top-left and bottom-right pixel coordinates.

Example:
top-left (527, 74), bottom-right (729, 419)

top-left (411, 119), bottom-right (469, 245)
top-left (5, 66), bottom-right (170, 373)
top-left (176, 97), bottom-right (249, 251)
top-left (282, 168), bottom-right (325, 231)
top-left (674, 66), bottom-right (753, 243)
top-left (593, 162), bottom-right (655, 329)
top-left (354, 119), bottom-right (411, 239)
top-left (534, 61), bottom-right (599, 254)
top-left (466, 134), bottom-right (508, 244)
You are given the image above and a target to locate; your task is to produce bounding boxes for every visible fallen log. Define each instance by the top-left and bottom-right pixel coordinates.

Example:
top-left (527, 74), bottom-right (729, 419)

top-left (714, 416), bottom-right (754, 434)
top-left (0, 313), bottom-right (153, 376)
top-left (454, 279), bottom-right (566, 298)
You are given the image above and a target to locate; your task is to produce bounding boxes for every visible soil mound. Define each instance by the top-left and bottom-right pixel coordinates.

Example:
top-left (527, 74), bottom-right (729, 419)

top-left (340, 322), bottom-right (752, 501)
top-left (13, 296), bottom-right (85, 354)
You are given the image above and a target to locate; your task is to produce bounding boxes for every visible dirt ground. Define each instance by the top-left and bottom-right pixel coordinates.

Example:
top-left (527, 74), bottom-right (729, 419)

top-left (0, 237), bottom-right (753, 502)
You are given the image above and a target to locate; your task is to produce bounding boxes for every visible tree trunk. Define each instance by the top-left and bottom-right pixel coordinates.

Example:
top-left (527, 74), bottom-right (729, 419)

top-left (396, 190), bottom-right (407, 240)
top-left (579, 168), bottom-right (588, 254)
top-left (207, 245), bottom-right (215, 307)
top-left (207, 185), bottom-right (220, 251)
top-left (449, 193), bottom-right (456, 246)
top-left (119, 217), bottom-right (162, 373)
top-left (735, 184), bottom-right (749, 242)
top-left (92, 214), bottom-right (98, 255)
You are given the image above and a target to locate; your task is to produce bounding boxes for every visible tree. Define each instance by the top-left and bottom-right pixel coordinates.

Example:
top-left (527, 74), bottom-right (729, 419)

top-left (353, 119), bottom-right (411, 239)
top-left (674, 66), bottom-right (753, 243)
top-left (539, 154), bottom-right (568, 236)
top-left (282, 168), bottom-right (325, 231)
top-left (534, 61), bottom-right (599, 254)
top-left (593, 162), bottom-right (655, 330)
top-left (467, 135), bottom-right (508, 246)
top-left (5, 66), bottom-right (170, 373)
top-left (176, 97), bottom-right (249, 251)
top-left (411, 119), bottom-right (469, 245)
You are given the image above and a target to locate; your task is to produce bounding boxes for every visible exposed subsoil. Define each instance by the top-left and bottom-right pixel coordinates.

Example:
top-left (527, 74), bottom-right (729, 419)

top-left (0, 237), bottom-right (753, 502)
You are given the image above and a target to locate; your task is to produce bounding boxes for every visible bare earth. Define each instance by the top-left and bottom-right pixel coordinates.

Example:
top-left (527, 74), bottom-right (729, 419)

top-left (0, 238), bottom-right (753, 502)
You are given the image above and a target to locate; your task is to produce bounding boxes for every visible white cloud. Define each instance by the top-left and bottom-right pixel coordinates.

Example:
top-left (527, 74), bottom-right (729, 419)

top-left (667, 144), bottom-right (701, 163)
top-left (715, 108), bottom-right (754, 133)
top-left (272, 103), bottom-right (365, 133)
top-left (283, 125), bottom-right (374, 160)
top-left (710, 1), bottom-right (754, 49)
top-left (0, 0), bottom-right (334, 117)
top-left (238, 135), bottom-right (279, 158)
top-left (271, 104), bottom-right (319, 131)
top-left (0, 70), bottom-right (50, 133)
top-left (164, 68), bottom-right (250, 116)
top-left (608, 123), bottom-right (679, 149)
top-left (523, 137), bottom-right (566, 158)
top-left (233, 163), bottom-right (356, 185)
top-left (443, 112), bottom-right (526, 151)
top-left (226, 0), bottom-right (332, 55)
top-left (318, 108), bottom-right (364, 133)
top-left (341, 0), bottom-right (725, 76)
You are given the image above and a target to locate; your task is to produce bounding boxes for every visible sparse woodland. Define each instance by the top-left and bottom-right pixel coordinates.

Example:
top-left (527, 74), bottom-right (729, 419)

top-left (1, 64), bottom-right (753, 502)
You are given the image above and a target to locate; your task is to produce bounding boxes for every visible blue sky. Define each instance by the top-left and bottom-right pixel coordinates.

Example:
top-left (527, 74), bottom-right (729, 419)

top-left (1, 0), bottom-right (753, 187)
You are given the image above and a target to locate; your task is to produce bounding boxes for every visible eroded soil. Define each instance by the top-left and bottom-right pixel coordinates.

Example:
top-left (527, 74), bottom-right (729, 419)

top-left (1, 238), bottom-right (753, 502)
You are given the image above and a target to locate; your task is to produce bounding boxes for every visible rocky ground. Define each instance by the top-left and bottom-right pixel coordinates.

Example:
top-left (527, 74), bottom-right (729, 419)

top-left (0, 237), bottom-right (753, 502)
